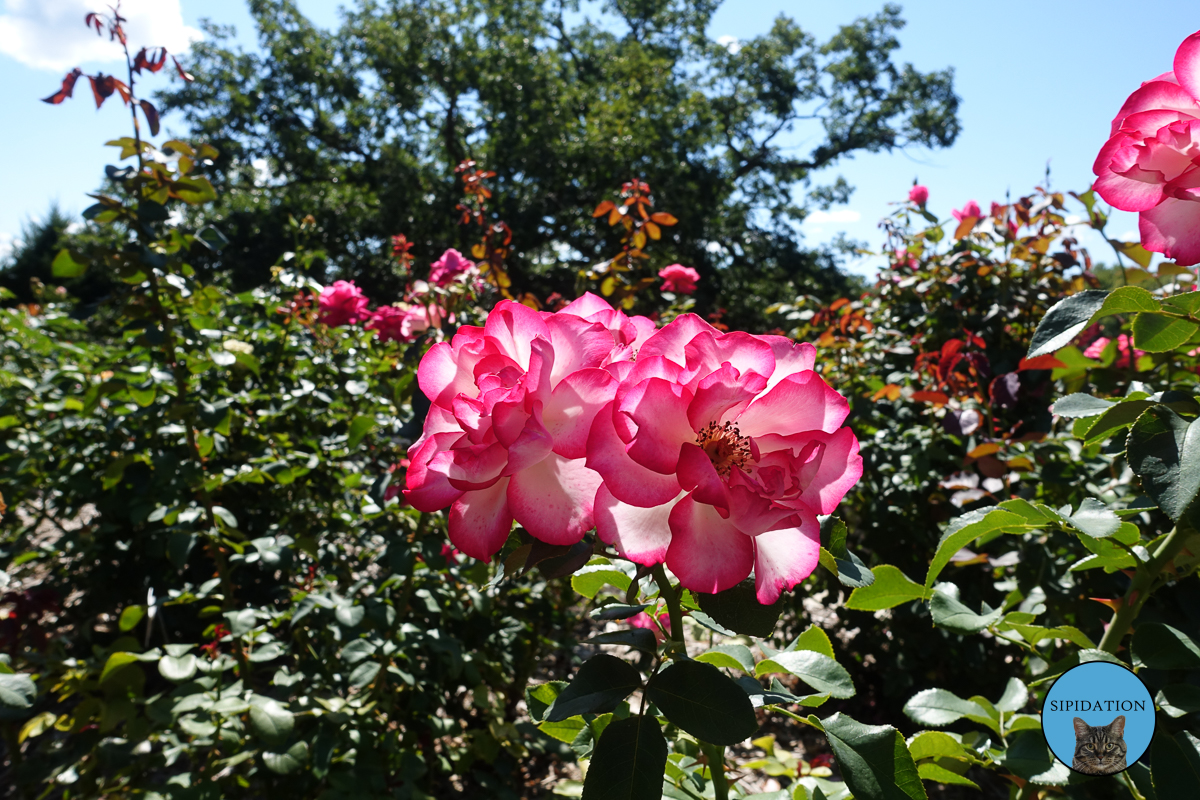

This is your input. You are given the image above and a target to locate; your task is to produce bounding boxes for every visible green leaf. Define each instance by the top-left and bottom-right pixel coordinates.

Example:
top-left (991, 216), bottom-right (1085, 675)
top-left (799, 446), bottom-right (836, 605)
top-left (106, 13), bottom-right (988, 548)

top-left (18, 711), bottom-right (57, 743)
top-left (645, 660), bottom-right (758, 745)
top-left (696, 579), bottom-right (783, 638)
top-left (1110, 240), bottom-right (1155, 268)
top-left (526, 681), bottom-right (567, 723)
top-left (1051, 393), bottom-right (1115, 418)
top-left (212, 505), bottom-right (239, 530)
top-left (172, 175), bottom-right (218, 205)
top-left (906, 731), bottom-right (970, 762)
top-left (335, 604), bottom-right (365, 628)
top-left (1097, 285), bottom-right (1161, 316)
top-left (1132, 623), bottom-right (1200, 669)
top-left (1082, 400), bottom-right (1156, 445)
top-left (159, 655), bottom-right (197, 683)
top-left (590, 603), bottom-right (649, 621)
top-left (0, 673), bottom-right (36, 711)
top-left (755, 651), bottom-right (854, 699)
top-left (348, 661), bottom-right (381, 688)
top-left (263, 741), bottom-right (309, 775)
top-left (347, 415), bottom-right (374, 449)
top-left (819, 546), bottom-right (876, 589)
top-left (929, 591), bottom-right (1001, 634)
top-left (916, 763), bottom-right (978, 789)
top-left (1064, 498), bottom-right (1122, 538)
top-left (341, 639), bottom-right (377, 664)
top-left (249, 698), bottom-right (294, 748)
top-left (1133, 312), bottom-right (1200, 352)
top-left (1126, 406), bottom-right (1200, 523)
top-left (995, 678), bottom-right (1029, 713)
top-left (51, 249), bottom-right (87, 278)
top-left (1156, 684), bottom-right (1200, 718)
top-left (540, 717), bottom-right (587, 743)
top-left (793, 625), bottom-right (836, 659)
top-left (571, 567), bottom-right (632, 599)
top-left (546, 654), bottom-right (642, 722)
top-left (820, 713), bottom-right (927, 800)
top-left (118, 605), bottom-right (146, 632)
top-left (845, 565), bottom-right (929, 611)
top-left (1164, 291), bottom-right (1200, 316)
top-left (903, 689), bottom-right (988, 727)
top-left (223, 608), bottom-right (255, 635)
top-left (925, 508), bottom-right (1027, 590)
top-left (693, 644), bottom-right (756, 674)
top-left (1151, 731), bottom-right (1200, 798)
top-left (1000, 731), bottom-right (1071, 785)
top-left (581, 716), bottom-right (667, 800)
top-left (586, 630), bottom-right (658, 654)
top-left (1027, 290), bottom-right (1109, 358)
top-left (100, 652), bottom-right (141, 685)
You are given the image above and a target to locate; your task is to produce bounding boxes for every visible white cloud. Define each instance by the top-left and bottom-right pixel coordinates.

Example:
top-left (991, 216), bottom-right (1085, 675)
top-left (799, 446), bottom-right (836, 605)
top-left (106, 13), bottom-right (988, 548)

top-left (805, 209), bottom-right (861, 225)
top-left (715, 35), bottom-right (741, 55)
top-left (0, 0), bottom-right (200, 72)
top-left (0, 231), bottom-right (14, 262)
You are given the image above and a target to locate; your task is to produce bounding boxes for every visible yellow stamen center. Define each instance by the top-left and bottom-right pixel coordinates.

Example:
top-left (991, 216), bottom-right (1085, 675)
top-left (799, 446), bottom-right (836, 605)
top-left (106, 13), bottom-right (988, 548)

top-left (696, 420), bottom-right (751, 477)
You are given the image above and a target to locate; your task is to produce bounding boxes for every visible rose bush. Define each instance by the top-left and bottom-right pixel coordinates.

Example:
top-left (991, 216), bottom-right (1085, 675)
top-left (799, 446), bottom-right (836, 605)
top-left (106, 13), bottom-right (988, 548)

top-left (1093, 29), bottom-right (1200, 263)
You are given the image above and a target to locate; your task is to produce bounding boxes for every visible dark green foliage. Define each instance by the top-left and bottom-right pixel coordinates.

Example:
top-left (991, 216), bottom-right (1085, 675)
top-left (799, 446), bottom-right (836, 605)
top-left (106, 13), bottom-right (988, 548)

top-left (0, 138), bottom-right (575, 798)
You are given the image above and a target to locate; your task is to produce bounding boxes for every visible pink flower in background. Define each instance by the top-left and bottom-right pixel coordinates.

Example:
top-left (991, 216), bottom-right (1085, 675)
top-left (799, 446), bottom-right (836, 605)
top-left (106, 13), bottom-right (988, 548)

top-left (318, 280), bottom-right (370, 327)
top-left (952, 200), bottom-right (982, 222)
top-left (893, 248), bottom-right (919, 270)
top-left (366, 303), bottom-right (445, 343)
top-left (403, 298), bottom-right (654, 560)
top-left (587, 315), bottom-right (862, 604)
top-left (366, 306), bottom-right (409, 342)
top-left (659, 264), bottom-right (700, 294)
top-left (428, 248), bottom-right (474, 286)
top-left (628, 607), bottom-right (674, 642)
top-left (1083, 335), bottom-right (1146, 368)
top-left (1093, 30), bottom-right (1200, 264)
top-left (908, 185), bottom-right (929, 206)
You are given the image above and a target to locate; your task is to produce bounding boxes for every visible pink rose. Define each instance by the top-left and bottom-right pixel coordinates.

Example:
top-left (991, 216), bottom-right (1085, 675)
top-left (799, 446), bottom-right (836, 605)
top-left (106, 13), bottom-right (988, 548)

top-left (659, 264), bottom-right (700, 295)
top-left (1093, 31), bottom-right (1200, 264)
top-left (952, 200), bottom-right (981, 222)
top-left (428, 248), bottom-right (474, 286)
top-left (586, 316), bottom-right (862, 604)
top-left (908, 185), bottom-right (929, 206)
top-left (318, 280), bottom-right (370, 327)
top-left (366, 304), bottom-right (445, 343)
top-left (403, 297), bottom-right (655, 559)
top-left (1083, 335), bottom-right (1146, 368)
top-left (557, 292), bottom-right (658, 363)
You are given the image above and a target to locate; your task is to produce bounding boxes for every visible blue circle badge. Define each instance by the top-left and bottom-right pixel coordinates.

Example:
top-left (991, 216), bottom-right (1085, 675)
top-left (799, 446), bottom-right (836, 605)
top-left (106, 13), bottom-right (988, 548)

top-left (1042, 661), bottom-right (1155, 775)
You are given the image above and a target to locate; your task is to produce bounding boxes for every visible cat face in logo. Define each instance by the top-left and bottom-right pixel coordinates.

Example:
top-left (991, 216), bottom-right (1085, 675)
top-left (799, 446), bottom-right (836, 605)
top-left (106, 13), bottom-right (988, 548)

top-left (1072, 715), bottom-right (1127, 775)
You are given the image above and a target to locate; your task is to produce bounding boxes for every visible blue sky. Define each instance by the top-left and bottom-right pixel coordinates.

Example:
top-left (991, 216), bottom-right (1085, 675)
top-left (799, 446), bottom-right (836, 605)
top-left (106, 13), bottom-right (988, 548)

top-left (2, 1), bottom-right (1199, 275)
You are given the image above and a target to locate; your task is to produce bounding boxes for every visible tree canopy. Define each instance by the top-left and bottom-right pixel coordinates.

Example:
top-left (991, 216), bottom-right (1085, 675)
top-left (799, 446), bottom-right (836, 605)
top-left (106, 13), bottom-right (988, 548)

top-left (161, 0), bottom-right (959, 328)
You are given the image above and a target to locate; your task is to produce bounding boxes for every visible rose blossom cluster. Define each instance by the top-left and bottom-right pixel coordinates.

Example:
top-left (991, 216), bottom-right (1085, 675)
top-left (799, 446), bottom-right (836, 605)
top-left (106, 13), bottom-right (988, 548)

top-left (317, 248), bottom-right (480, 342)
top-left (403, 294), bottom-right (862, 604)
top-left (1093, 30), bottom-right (1200, 265)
